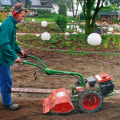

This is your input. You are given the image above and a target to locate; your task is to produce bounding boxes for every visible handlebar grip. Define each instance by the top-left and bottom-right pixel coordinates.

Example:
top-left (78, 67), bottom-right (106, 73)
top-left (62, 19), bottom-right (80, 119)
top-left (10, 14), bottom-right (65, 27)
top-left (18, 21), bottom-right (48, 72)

top-left (19, 52), bottom-right (28, 58)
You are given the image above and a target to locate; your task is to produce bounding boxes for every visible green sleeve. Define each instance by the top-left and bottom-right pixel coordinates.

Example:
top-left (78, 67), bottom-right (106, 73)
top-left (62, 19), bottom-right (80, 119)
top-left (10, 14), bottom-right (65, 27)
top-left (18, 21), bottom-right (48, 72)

top-left (15, 42), bottom-right (22, 53)
top-left (0, 23), bottom-right (18, 61)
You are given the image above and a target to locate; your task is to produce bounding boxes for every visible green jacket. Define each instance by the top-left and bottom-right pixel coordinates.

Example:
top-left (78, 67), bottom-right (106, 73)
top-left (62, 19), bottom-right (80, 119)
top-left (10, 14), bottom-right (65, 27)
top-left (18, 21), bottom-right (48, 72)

top-left (0, 15), bottom-right (22, 66)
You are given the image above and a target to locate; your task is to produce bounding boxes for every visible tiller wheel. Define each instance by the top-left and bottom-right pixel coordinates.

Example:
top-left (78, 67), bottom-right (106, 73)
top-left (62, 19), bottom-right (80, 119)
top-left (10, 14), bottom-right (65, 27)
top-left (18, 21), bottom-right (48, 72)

top-left (79, 90), bottom-right (103, 113)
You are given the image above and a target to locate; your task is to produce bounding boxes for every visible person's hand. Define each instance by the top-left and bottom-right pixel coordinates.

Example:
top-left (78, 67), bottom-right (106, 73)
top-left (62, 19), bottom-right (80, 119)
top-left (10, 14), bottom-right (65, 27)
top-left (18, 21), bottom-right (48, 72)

top-left (20, 50), bottom-right (26, 56)
top-left (15, 56), bottom-right (21, 63)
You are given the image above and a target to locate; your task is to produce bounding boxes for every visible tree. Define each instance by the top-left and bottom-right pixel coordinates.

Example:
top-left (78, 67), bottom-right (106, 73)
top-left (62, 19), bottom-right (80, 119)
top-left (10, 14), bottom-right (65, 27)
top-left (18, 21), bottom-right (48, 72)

top-left (108, 0), bottom-right (120, 7)
top-left (52, 0), bottom-right (80, 18)
top-left (16, 0), bottom-right (32, 9)
top-left (51, 0), bottom-right (70, 6)
top-left (25, 0), bottom-right (32, 9)
top-left (51, 0), bottom-right (71, 15)
top-left (78, 0), bottom-right (120, 35)
top-left (58, 3), bottom-right (67, 16)
top-left (69, 0), bottom-right (80, 18)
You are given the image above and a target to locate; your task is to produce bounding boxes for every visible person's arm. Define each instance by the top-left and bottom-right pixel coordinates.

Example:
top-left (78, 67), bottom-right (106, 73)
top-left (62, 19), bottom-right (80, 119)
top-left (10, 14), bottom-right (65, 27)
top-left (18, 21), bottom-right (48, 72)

top-left (0, 23), bottom-right (19, 61)
top-left (15, 42), bottom-right (22, 53)
top-left (15, 43), bottom-right (26, 56)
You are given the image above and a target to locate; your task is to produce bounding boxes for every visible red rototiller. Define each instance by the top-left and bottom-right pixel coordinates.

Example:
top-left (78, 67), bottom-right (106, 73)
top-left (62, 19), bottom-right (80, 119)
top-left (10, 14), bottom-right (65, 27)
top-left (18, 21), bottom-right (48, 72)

top-left (21, 54), bottom-right (116, 114)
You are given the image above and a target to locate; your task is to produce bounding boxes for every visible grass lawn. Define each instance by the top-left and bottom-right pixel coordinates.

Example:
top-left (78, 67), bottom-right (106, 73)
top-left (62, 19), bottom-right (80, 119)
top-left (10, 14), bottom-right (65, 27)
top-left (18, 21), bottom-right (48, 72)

top-left (25, 17), bottom-right (77, 23)
top-left (25, 17), bottom-right (56, 22)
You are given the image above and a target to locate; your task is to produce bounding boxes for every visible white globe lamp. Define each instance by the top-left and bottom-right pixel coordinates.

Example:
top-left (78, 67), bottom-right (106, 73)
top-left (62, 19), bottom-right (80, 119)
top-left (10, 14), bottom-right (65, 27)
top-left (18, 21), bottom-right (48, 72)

top-left (41, 32), bottom-right (51, 40)
top-left (41, 21), bottom-right (48, 27)
top-left (32, 19), bottom-right (35, 22)
top-left (87, 33), bottom-right (102, 46)
top-left (72, 32), bottom-right (77, 34)
top-left (65, 32), bottom-right (70, 36)
top-left (108, 27), bottom-right (113, 32)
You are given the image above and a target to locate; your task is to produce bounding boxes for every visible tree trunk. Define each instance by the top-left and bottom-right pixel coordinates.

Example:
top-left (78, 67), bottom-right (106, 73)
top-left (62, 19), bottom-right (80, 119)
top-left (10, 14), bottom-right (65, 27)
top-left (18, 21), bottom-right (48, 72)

top-left (75, 0), bottom-right (79, 17)
top-left (85, 21), bottom-right (96, 35)
top-left (25, 0), bottom-right (29, 9)
top-left (85, 7), bottom-right (100, 35)
top-left (70, 0), bottom-right (75, 18)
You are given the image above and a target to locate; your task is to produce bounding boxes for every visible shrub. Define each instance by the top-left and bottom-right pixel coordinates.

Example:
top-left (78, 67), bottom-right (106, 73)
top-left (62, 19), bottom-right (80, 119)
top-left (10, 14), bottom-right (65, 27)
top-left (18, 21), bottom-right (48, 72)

top-left (113, 18), bottom-right (119, 24)
top-left (80, 12), bottom-right (85, 20)
top-left (55, 15), bottom-right (67, 30)
top-left (4, 5), bottom-right (11, 12)
top-left (37, 9), bottom-right (51, 18)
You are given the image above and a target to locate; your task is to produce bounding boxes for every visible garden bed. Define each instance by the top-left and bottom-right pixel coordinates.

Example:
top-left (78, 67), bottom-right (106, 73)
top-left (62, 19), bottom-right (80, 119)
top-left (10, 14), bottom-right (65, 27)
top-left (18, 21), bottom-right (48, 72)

top-left (17, 21), bottom-right (66, 33)
top-left (17, 33), bottom-right (120, 54)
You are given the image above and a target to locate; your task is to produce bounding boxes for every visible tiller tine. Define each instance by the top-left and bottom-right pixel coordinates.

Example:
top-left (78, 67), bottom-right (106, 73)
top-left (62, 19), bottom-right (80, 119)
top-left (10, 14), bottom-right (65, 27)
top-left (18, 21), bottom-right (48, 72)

top-left (43, 88), bottom-right (74, 114)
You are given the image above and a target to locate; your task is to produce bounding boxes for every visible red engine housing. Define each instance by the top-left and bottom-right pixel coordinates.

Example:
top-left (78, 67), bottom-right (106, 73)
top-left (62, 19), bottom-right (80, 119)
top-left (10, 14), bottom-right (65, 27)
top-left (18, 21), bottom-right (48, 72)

top-left (95, 73), bottom-right (111, 83)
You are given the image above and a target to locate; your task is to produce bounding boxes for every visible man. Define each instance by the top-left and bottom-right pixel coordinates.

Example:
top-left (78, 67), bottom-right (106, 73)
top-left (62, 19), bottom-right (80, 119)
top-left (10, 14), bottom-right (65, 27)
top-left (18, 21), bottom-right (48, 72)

top-left (0, 3), bottom-right (28, 110)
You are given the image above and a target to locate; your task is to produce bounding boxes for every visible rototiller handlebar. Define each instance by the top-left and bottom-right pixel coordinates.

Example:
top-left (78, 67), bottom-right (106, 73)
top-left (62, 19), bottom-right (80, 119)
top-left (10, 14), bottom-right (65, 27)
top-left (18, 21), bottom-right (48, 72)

top-left (21, 54), bottom-right (85, 87)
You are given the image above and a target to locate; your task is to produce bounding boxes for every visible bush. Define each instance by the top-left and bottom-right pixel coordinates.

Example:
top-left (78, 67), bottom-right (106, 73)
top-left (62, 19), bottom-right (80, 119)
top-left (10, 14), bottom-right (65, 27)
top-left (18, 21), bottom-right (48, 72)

top-left (80, 12), bottom-right (85, 20)
top-left (37, 9), bottom-right (51, 18)
top-left (113, 18), bottom-right (119, 24)
top-left (4, 5), bottom-right (11, 12)
top-left (55, 15), bottom-right (67, 30)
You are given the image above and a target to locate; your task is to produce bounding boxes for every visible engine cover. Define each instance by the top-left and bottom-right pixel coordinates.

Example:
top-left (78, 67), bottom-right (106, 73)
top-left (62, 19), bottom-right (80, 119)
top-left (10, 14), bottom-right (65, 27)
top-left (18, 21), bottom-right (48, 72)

top-left (95, 73), bottom-right (111, 83)
top-left (86, 73), bottom-right (115, 97)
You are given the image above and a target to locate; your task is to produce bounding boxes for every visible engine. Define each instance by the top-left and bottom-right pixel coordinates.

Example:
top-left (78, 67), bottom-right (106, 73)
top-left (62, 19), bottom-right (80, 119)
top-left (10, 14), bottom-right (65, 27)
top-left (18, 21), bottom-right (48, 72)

top-left (86, 73), bottom-right (115, 97)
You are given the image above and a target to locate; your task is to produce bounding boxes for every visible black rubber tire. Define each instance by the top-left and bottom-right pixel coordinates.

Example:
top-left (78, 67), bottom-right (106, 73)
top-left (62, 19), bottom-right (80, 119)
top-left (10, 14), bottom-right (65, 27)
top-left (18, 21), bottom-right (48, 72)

top-left (79, 89), bottom-right (103, 113)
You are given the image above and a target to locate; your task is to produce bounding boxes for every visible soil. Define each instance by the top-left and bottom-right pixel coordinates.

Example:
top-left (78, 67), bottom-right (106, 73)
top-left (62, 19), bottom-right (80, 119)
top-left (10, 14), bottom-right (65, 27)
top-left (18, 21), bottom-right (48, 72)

top-left (1, 46), bottom-right (120, 120)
